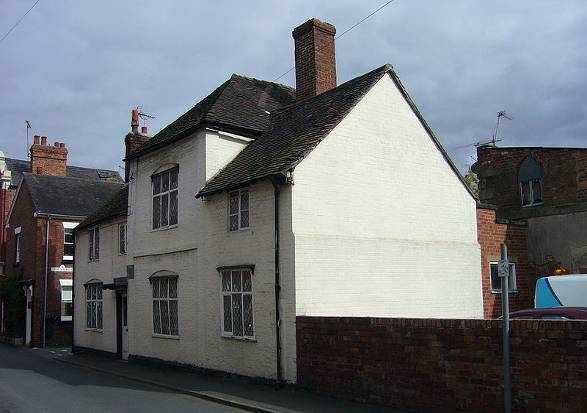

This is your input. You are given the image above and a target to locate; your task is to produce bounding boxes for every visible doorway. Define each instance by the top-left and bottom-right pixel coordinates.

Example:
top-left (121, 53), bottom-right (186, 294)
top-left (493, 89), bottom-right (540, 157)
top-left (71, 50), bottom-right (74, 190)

top-left (116, 291), bottom-right (128, 360)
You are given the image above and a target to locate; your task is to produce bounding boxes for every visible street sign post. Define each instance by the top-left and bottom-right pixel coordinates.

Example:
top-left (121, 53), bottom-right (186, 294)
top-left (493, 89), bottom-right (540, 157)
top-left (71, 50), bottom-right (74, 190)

top-left (499, 244), bottom-right (511, 413)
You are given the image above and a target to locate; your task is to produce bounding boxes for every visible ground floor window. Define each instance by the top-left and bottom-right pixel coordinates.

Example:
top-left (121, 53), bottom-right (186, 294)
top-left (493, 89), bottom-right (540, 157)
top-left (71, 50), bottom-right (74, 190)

top-left (86, 282), bottom-right (103, 329)
top-left (152, 277), bottom-right (178, 336)
top-left (221, 268), bottom-right (254, 338)
top-left (490, 261), bottom-right (517, 293)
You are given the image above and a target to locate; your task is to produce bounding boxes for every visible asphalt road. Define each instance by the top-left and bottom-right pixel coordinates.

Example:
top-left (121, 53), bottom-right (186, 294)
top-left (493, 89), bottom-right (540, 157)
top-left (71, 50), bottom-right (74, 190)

top-left (0, 344), bottom-right (243, 413)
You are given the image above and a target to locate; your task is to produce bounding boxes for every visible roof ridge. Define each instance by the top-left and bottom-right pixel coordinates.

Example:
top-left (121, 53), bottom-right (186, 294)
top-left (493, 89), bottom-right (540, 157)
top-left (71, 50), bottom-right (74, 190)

top-left (22, 171), bottom-right (123, 184)
top-left (230, 73), bottom-right (296, 92)
top-left (6, 157), bottom-right (119, 173)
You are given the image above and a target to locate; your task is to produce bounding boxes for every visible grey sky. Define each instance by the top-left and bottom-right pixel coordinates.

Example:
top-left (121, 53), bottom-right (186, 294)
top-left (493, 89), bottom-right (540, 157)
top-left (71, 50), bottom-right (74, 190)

top-left (1, 0), bottom-right (586, 174)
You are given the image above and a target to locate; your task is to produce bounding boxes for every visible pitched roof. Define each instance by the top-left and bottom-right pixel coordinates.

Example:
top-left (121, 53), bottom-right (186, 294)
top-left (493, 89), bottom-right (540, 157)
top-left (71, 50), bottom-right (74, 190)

top-left (127, 74), bottom-right (296, 160)
top-left (196, 64), bottom-right (473, 199)
top-left (77, 185), bottom-right (128, 230)
top-left (21, 173), bottom-right (124, 217)
top-left (4, 157), bottom-right (122, 188)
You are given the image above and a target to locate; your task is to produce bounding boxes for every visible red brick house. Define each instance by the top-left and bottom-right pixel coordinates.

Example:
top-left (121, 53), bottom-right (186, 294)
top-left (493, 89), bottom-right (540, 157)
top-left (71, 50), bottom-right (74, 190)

top-left (1, 136), bottom-right (122, 346)
top-left (473, 145), bottom-right (587, 275)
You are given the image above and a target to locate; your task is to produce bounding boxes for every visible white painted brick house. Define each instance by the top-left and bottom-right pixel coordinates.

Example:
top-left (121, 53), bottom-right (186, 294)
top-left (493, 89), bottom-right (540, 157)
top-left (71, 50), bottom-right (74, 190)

top-left (73, 18), bottom-right (482, 383)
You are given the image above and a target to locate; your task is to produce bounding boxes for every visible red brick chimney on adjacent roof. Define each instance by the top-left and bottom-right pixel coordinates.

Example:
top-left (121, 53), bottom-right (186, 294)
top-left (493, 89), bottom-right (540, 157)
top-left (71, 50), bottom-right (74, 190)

top-left (124, 108), bottom-right (150, 182)
top-left (30, 136), bottom-right (68, 176)
top-left (292, 18), bottom-right (337, 101)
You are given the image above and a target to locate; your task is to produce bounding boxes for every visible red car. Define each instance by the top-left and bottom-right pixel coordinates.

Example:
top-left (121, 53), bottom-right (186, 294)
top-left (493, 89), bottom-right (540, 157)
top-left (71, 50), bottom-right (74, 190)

top-left (507, 307), bottom-right (587, 320)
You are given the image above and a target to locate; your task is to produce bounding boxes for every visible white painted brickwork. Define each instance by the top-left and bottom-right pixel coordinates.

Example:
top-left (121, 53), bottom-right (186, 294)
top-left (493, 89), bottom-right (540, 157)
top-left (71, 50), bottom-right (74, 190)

top-left (74, 219), bottom-right (127, 353)
top-left (291, 75), bottom-right (483, 318)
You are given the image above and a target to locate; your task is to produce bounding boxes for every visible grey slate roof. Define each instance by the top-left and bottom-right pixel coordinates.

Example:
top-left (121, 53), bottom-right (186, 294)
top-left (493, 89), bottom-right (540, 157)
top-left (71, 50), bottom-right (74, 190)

top-left (22, 173), bottom-right (124, 217)
top-left (5, 157), bottom-right (122, 188)
top-left (196, 64), bottom-right (473, 199)
top-left (77, 185), bottom-right (128, 230)
top-left (127, 74), bottom-right (296, 160)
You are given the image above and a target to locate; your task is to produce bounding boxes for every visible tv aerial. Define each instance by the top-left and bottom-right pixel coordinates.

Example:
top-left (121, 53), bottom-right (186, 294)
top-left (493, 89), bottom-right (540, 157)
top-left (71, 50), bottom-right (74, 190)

top-left (453, 110), bottom-right (513, 149)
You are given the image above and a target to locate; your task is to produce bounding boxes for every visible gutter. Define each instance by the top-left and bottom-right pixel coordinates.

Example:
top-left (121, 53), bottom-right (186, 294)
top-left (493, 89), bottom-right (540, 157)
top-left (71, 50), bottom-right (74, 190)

top-left (271, 179), bottom-right (282, 384)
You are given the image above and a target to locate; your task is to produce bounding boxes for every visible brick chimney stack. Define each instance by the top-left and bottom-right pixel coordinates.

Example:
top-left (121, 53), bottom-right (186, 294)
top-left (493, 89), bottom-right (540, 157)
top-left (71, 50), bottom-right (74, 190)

top-left (124, 108), bottom-right (149, 182)
top-left (292, 18), bottom-right (337, 101)
top-left (30, 137), bottom-right (68, 176)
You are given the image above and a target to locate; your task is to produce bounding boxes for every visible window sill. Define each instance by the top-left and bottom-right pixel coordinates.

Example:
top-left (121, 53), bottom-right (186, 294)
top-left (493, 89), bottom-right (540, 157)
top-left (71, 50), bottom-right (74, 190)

top-left (85, 328), bottom-right (103, 333)
top-left (61, 316), bottom-right (72, 322)
top-left (152, 334), bottom-right (180, 340)
top-left (151, 225), bottom-right (178, 233)
top-left (221, 334), bottom-right (256, 342)
top-left (228, 227), bottom-right (250, 233)
top-left (522, 203), bottom-right (543, 208)
top-left (491, 290), bottom-right (518, 294)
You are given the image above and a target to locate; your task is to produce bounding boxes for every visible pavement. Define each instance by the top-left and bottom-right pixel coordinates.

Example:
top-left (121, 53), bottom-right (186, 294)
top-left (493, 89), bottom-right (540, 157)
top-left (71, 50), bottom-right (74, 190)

top-left (0, 343), bottom-right (240, 413)
top-left (51, 346), bottom-right (401, 413)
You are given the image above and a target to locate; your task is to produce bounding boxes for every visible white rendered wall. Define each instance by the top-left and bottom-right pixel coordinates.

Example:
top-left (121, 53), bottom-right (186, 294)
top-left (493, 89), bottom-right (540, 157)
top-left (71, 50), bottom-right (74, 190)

top-left (291, 74), bottom-right (483, 318)
top-left (73, 219), bottom-right (127, 353)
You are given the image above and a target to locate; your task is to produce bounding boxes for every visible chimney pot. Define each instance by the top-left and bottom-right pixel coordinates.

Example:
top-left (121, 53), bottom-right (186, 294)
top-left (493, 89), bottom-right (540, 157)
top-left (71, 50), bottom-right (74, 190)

top-left (41, 136), bottom-right (47, 145)
top-left (131, 109), bottom-right (139, 134)
top-left (292, 18), bottom-right (337, 101)
top-left (34, 135), bottom-right (40, 145)
top-left (59, 143), bottom-right (65, 148)
top-left (54, 142), bottom-right (59, 147)
top-left (141, 126), bottom-right (148, 135)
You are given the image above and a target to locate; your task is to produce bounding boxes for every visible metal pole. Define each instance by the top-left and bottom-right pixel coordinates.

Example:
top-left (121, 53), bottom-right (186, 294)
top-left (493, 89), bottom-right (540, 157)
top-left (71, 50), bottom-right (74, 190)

top-left (500, 243), bottom-right (511, 413)
top-left (42, 217), bottom-right (50, 348)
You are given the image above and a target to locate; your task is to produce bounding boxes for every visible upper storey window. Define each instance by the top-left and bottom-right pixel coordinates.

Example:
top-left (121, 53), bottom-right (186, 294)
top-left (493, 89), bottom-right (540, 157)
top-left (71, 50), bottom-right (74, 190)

top-left (228, 189), bottom-right (249, 231)
top-left (152, 168), bottom-right (178, 229)
top-left (518, 157), bottom-right (543, 207)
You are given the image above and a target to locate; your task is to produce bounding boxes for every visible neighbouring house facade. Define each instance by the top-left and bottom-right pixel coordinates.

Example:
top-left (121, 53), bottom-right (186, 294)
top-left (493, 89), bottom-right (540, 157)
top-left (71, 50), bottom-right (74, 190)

top-left (473, 145), bottom-right (587, 276)
top-left (1, 136), bottom-right (122, 346)
top-left (74, 18), bottom-right (483, 383)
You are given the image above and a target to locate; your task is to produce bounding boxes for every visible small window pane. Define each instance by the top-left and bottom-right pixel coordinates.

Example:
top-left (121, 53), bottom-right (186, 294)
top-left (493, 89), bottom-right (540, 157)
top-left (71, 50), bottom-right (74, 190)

top-left (153, 175), bottom-right (161, 195)
top-left (242, 271), bottom-right (252, 292)
top-left (490, 263), bottom-right (500, 291)
top-left (240, 190), bottom-right (249, 210)
top-left (168, 278), bottom-right (177, 298)
top-left (91, 302), bottom-right (96, 329)
top-left (229, 192), bottom-right (239, 215)
top-left (153, 196), bottom-right (161, 229)
top-left (169, 300), bottom-right (178, 336)
top-left (532, 180), bottom-right (542, 203)
top-left (89, 231), bottom-right (94, 260)
top-left (232, 271), bottom-right (242, 292)
top-left (161, 193), bottom-right (169, 227)
top-left (232, 294), bottom-right (243, 336)
top-left (97, 302), bottom-right (103, 329)
top-left (152, 280), bottom-right (160, 298)
top-left (94, 229), bottom-right (100, 260)
top-left (169, 191), bottom-right (178, 226)
top-left (222, 272), bottom-right (231, 292)
top-left (240, 210), bottom-right (249, 228)
top-left (170, 169), bottom-right (178, 190)
top-left (160, 300), bottom-right (170, 335)
top-left (97, 286), bottom-right (102, 300)
top-left (86, 302), bottom-right (91, 328)
top-left (521, 182), bottom-right (531, 206)
top-left (160, 278), bottom-right (168, 298)
top-left (153, 300), bottom-right (161, 334)
top-left (229, 215), bottom-right (238, 231)
top-left (223, 295), bottom-right (232, 333)
top-left (119, 225), bottom-right (126, 254)
top-left (243, 294), bottom-right (254, 337)
top-left (161, 172), bottom-right (170, 192)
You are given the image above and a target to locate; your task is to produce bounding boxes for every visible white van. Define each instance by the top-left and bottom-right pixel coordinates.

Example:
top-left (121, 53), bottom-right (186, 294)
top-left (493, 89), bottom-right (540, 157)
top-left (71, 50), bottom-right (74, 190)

top-left (535, 274), bottom-right (587, 308)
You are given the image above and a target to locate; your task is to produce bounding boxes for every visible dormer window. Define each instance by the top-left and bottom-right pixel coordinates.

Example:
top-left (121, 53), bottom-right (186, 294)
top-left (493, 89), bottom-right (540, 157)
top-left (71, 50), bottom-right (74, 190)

top-left (518, 156), bottom-right (543, 207)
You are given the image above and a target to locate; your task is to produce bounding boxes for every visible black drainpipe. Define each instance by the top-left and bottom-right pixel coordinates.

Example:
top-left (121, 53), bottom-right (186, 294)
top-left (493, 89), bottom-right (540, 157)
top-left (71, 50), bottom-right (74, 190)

top-left (271, 179), bottom-right (282, 384)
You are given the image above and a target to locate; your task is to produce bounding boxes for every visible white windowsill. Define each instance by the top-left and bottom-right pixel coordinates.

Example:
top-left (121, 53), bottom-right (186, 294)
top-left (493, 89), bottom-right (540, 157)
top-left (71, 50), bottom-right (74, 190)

top-left (221, 334), bottom-right (256, 342)
top-left (151, 224), bottom-right (178, 233)
top-left (85, 328), bottom-right (103, 333)
top-left (152, 334), bottom-right (180, 340)
top-left (61, 316), bottom-right (72, 322)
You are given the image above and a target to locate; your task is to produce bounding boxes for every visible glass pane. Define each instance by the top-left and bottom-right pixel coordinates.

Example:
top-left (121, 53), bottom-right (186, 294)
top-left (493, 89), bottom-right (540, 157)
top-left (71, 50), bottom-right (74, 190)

top-left (169, 300), bottom-right (178, 336)
top-left (97, 286), bottom-right (102, 300)
top-left (64, 244), bottom-right (75, 256)
top-left (229, 192), bottom-right (239, 214)
top-left (86, 286), bottom-right (90, 300)
top-left (89, 231), bottom-right (94, 260)
top-left (490, 263), bottom-right (500, 291)
top-left (64, 229), bottom-right (74, 243)
top-left (153, 196), bottom-right (161, 229)
top-left (532, 180), bottom-right (542, 203)
top-left (170, 169), bottom-right (178, 190)
top-left (152, 279), bottom-right (160, 298)
top-left (161, 193), bottom-right (169, 227)
top-left (91, 302), bottom-right (96, 329)
top-left (86, 302), bottom-right (91, 328)
top-left (169, 191), bottom-right (178, 226)
top-left (229, 215), bottom-right (238, 231)
top-left (97, 302), bottom-right (103, 329)
top-left (160, 300), bottom-right (170, 335)
top-left (153, 174), bottom-right (161, 195)
top-left (240, 190), bottom-right (249, 210)
top-left (223, 295), bottom-right (232, 333)
top-left (222, 272), bottom-right (231, 292)
top-left (242, 270), bottom-right (252, 292)
top-left (90, 285), bottom-right (96, 300)
top-left (160, 278), bottom-right (168, 298)
top-left (232, 271), bottom-right (242, 292)
top-left (119, 225), bottom-right (126, 254)
top-left (153, 300), bottom-right (161, 334)
top-left (168, 278), bottom-right (177, 298)
top-left (94, 229), bottom-right (99, 260)
top-left (240, 210), bottom-right (249, 228)
top-left (509, 264), bottom-right (516, 291)
top-left (521, 182), bottom-right (531, 205)
top-left (243, 294), bottom-right (254, 337)
top-left (232, 294), bottom-right (243, 336)
top-left (161, 172), bottom-right (170, 192)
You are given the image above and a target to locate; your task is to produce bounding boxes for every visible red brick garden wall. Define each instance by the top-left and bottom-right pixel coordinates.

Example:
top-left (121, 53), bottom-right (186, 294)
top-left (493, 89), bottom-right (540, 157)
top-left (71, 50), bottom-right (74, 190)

top-left (477, 206), bottom-right (533, 318)
top-left (297, 316), bottom-right (587, 413)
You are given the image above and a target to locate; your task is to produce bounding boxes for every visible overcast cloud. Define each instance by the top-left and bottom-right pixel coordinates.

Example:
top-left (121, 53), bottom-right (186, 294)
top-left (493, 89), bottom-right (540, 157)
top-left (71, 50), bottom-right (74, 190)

top-left (1, 0), bottom-right (586, 174)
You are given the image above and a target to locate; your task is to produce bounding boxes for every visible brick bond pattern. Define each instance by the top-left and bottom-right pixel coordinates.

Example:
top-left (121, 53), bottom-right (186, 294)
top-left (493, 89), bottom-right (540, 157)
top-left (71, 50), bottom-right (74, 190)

top-left (297, 316), bottom-right (587, 413)
top-left (477, 207), bottom-right (533, 318)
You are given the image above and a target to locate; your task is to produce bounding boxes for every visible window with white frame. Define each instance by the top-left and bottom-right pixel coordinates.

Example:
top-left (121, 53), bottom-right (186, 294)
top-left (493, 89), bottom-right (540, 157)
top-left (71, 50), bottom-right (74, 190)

top-left (85, 282), bottom-right (103, 329)
top-left (119, 223), bottom-right (127, 255)
top-left (152, 168), bottom-right (178, 230)
top-left (489, 261), bottom-right (517, 293)
top-left (15, 228), bottom-right (21, 264)
top-left (62, 222), bottom-right (77, 262)
top-left (60, 280), bottom-right (73, 321)
top-left (88, 227), bottom-right (99, 261)
top-left (518, 157), bottom-right (543, 207)
top-left (152, 277), bottom-right (179, 336)
top-left (228, 189), bottom-right (249, 231)
top-left (221, 268), bottom-right (254, 338)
